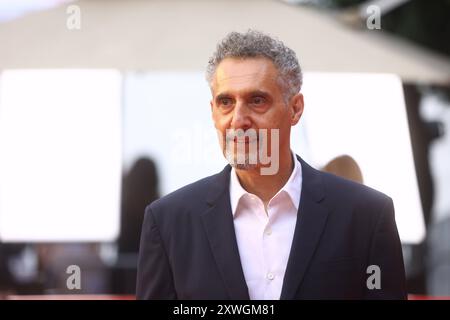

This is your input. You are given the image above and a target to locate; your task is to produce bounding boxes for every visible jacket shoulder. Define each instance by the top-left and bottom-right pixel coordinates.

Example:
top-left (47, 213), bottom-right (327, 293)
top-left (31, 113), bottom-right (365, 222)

top-left (320, 170), bottom-right (392, 208)
top-left (146, 169), bottom-right (225, 216)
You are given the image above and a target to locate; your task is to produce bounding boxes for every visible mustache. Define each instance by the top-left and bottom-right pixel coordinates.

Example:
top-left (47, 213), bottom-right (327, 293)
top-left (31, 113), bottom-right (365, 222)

top-left (224, 129), bottom-right (260, 142)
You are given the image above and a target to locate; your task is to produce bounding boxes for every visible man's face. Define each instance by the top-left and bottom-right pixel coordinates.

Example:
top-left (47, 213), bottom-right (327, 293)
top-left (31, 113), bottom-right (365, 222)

top-left (210, 57), bottom-right (303, 171)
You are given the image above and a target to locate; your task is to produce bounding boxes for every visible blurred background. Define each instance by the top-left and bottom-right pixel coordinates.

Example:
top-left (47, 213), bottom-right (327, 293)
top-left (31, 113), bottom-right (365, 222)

top-left (0, 0), bottom-right (449, 299)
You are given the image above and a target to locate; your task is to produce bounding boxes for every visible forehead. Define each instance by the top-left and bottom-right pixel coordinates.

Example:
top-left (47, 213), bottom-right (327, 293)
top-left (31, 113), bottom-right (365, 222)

top-left (212, 57), bottom-right (281, 94)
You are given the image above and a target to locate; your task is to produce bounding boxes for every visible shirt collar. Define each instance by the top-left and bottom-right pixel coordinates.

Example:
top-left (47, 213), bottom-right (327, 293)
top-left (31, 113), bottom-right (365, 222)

top-left (229, 152), bottom-right (302, 216)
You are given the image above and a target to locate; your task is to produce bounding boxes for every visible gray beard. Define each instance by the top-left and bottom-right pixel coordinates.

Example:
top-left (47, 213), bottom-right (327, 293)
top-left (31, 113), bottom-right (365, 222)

top-left (230, 162), bottom-right (258, 170)
top-left (225, 149), bottom-right (259, 170)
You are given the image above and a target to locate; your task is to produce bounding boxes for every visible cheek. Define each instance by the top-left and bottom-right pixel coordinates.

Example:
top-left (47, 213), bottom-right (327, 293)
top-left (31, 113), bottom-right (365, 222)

top-left (257, 106), bottom-right (289, 128)
top-left (211, 113), bottom-right (227, 146)
top-left (212, 111), bottom-right (230, 130)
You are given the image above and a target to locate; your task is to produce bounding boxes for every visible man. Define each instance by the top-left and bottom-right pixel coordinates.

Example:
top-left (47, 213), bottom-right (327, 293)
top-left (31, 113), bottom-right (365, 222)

top-left (136, 30), bottom-right (407, 299)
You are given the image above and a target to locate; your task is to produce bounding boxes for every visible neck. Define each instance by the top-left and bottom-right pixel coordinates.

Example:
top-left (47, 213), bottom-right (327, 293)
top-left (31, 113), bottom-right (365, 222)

top-left (235, 149), bottom-right (294, 204)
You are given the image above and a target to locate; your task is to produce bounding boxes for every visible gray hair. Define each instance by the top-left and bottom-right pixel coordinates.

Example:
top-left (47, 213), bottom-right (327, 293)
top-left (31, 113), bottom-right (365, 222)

top-left (206, 30), bottom-right (302, 101)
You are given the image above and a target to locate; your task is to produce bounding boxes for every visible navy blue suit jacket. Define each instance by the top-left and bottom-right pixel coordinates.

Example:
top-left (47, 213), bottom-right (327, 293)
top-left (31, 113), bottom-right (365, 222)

top-left (136, 156), bottom-right (407, 299)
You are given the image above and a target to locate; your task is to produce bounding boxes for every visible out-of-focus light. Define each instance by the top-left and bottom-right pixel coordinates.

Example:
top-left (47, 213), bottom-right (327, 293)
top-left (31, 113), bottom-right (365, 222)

top-left (294, 72), bottom-right (426, 244)
top-left (0, 69), bottom-right (122, 242)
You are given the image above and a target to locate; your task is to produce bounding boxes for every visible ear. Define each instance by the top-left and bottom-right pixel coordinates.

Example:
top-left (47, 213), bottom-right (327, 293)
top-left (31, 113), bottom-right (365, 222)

top-left (290, 93), bottom-right (304, 126)
top-left (210, 100), bottom-right (215, 121)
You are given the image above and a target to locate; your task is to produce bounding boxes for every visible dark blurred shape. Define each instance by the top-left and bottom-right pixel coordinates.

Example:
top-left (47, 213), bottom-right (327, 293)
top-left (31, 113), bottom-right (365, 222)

top-left (36, 243), bottom-right (109, 294)
top-left (382, 0), bottom-right (450, 57)
top-left (119, 157), bottom-right (160, 254)
top-left (310, 0), bottom-right (450, 57)
top-left (0, 246), bottom-right (14, 291)
top-left (402, 83), bottom-right (447, 295)
top-left (112, 157), bottom-right (160, 294)
top-left (427, 216), bottom-right (450, 295)
top-left (321, 154), bottom-right (364, 184)
top-left (403, 83), bottom-right (437, 228)
top-left (0, 243), bottom-right (44, 295)
top-left (0, 244), bottom-right (23, 293)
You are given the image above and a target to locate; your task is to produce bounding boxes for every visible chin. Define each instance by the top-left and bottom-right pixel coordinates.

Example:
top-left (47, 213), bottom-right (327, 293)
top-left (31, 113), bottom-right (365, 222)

top-left (230, 162), bottom-right (258, 170)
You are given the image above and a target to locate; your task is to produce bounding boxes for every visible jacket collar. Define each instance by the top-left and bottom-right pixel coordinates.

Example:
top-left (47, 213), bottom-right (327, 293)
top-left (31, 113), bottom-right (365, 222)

top-left (202, 155), bottom-right (329, 299)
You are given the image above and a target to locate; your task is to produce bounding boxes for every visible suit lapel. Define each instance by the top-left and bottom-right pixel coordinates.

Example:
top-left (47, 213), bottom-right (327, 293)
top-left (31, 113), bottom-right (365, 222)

top-left (201, 165), bottom-right (250, 300)
top-left (200, 157), bottom-right (329, 300)
top-left (280, 157), bottom-right (330, 299)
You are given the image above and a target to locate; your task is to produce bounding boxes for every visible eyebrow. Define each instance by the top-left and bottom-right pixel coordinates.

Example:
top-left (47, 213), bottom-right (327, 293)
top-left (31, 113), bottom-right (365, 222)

top-left (248, 90), bottom-right (271, 98)
top-left (215, 93), bottom-right (233, 102)
top-left (215, 90), bottom-right (271, 101)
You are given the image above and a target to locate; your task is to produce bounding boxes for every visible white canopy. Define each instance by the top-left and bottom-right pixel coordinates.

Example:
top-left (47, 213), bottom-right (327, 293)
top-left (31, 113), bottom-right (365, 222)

top-left (0, 0), bottom-right (449, 84)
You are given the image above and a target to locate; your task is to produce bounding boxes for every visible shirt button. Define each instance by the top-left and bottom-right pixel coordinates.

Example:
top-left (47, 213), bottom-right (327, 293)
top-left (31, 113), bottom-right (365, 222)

top-left (267, 272), bottom-right (275, 280)
top-left (265, 228), bottom-right (272, 236)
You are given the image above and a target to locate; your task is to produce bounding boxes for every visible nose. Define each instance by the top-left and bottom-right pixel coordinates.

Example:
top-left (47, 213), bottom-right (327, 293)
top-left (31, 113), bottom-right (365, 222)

top-left (230, 100), bottom-right (251, 130)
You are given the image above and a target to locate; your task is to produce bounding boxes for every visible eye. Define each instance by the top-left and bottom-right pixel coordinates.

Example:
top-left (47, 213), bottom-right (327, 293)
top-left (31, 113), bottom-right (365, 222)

top-left (218, 97), bottom-right (233, 108)
top-left (251, 96), bottom-right (266, 106)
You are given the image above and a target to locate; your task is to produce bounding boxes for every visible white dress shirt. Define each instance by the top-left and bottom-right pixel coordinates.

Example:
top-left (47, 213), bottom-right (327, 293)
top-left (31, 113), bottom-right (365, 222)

top-left (229, 153), bottom-right (302, 300)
